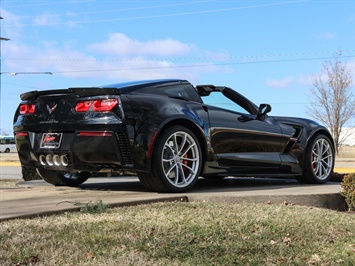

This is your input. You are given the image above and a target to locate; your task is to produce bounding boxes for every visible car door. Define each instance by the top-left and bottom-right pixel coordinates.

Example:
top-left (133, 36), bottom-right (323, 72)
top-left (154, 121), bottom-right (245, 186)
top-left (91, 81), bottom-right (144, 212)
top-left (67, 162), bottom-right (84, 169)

top-left (199, 86), bottom-right (291, 174)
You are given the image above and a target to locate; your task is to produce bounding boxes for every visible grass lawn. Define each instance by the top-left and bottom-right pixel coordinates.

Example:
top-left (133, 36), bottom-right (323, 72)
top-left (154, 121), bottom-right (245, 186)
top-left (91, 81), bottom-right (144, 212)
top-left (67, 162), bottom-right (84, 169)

top-left (0, 201), bottom-right (354, 265)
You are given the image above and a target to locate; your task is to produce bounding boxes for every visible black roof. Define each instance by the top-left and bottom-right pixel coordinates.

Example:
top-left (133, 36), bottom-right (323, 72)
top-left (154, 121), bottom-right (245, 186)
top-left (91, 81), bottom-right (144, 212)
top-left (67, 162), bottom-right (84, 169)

top-left (20, 79), bottom-right (191, 100)
top-left (101, 79), bottom-right (190, 93)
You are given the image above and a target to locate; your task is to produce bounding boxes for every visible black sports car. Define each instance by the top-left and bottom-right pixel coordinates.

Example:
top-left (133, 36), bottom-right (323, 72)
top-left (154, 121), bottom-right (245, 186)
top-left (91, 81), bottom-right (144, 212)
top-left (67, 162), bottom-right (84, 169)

top-left (13, 79), bottom-right (335, 192)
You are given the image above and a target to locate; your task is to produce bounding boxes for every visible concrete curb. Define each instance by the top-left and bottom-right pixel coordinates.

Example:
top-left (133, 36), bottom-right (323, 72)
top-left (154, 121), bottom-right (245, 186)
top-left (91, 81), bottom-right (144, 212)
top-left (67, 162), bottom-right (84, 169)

top-left (0, 177), bottom-right (347, 221)
top-left (188, 193), bottom-right (347, 211)
top-left (0, 196), bottom-right (189, 222)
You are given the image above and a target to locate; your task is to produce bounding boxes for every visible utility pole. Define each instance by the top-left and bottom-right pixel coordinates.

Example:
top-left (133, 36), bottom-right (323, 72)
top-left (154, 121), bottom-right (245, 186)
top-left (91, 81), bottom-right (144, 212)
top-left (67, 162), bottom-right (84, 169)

top-left (0, 14), bottom-right (10, 133)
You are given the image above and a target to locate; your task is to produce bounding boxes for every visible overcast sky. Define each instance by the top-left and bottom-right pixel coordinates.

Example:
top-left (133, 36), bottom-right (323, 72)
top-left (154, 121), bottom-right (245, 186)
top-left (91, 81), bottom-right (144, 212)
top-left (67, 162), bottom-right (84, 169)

top-left (0, 0), bottom-right (354, 134)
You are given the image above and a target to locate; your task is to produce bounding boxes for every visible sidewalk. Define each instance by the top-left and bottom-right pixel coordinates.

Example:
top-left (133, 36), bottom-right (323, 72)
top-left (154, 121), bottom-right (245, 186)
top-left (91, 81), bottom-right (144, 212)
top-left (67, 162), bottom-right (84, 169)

top-left (0, 177), bottom-right (345, 221)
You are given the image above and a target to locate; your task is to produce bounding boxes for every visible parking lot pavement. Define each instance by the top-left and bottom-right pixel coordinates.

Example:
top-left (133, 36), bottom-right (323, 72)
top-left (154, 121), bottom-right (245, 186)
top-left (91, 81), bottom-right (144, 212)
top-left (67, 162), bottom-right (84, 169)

top-left (0, 177), bottom-right (345, 221)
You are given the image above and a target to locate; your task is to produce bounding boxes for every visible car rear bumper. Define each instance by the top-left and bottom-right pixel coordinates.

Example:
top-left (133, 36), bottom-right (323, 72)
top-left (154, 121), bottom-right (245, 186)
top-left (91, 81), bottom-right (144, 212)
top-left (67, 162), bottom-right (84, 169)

top-left (15, 130), bottom-right (134, 173)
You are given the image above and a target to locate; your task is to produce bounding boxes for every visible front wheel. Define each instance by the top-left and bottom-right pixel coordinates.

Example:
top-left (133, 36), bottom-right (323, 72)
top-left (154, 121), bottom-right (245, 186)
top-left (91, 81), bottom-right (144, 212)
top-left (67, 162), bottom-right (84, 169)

top-left (297, 134), bottom-right (334, 184)
top-left (139, 126), bottom-right (202, 192)
top-left (37, 169), bottom-right (90, 187)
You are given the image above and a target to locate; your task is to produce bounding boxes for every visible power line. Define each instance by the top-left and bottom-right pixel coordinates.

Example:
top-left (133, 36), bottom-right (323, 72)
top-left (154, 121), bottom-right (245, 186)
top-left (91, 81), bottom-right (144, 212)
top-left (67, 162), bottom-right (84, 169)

top-left (1, 81), bottom-right (47, 90)
top-left (3, 50), bottom-right (354, 62)
top-left (3, 0), bottom-right (306, 27)
top-left (4, 0), bottom-right (213, 18)
top-left (2, 0), bottom-right (92, 8)
top-left (26, 54), bottom-right (353, 75)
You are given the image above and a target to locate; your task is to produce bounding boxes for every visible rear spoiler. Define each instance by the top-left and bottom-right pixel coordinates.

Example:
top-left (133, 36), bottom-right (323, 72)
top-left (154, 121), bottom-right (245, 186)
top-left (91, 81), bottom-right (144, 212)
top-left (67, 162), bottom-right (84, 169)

top-left (20, 87), bottom-right (121, 100)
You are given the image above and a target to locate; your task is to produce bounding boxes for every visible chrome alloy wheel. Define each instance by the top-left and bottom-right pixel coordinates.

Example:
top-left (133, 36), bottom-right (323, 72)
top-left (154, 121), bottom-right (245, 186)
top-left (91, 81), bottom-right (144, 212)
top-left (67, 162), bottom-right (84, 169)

top-left (311, 137), bottom-right (334, 180)
top-left (161, 131), bottom-right (200, 188)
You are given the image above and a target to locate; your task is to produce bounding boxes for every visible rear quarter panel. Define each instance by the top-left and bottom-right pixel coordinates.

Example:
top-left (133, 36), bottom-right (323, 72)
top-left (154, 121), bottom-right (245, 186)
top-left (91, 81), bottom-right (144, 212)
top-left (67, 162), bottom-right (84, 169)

top-left (121, 94), bottom-right (210, 172)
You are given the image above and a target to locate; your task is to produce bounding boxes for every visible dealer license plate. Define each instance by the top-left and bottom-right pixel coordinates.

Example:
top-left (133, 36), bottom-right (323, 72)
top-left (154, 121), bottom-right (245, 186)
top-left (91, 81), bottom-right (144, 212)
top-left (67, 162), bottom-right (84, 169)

top-left (40, 133), bottom-right (63, 149)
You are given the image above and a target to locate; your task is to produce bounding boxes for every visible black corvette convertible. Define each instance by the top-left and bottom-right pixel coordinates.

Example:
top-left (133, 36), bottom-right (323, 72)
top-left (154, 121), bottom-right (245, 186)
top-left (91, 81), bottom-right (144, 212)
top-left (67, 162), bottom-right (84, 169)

top-left (13, 79), bottom-right (335, 192)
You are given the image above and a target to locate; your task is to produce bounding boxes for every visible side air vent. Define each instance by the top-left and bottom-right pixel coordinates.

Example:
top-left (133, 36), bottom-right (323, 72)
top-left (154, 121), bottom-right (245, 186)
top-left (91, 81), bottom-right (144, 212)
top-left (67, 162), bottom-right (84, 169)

top-left (116, 132), bottom-right (133, 165)
top-left (282, 126), bottom-right (303, 154)
top-left (292, 126), bottom-right (302, 139)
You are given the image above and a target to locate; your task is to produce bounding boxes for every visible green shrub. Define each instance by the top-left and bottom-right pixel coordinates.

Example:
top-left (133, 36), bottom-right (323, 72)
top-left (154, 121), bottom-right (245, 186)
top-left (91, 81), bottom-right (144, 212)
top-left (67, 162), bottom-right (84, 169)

top-left (74, 200), bottom-right (107, 213)
top-left (341, 173), bottom-right (355, 211)
top-left (21, 166), bottom-right (42, 181)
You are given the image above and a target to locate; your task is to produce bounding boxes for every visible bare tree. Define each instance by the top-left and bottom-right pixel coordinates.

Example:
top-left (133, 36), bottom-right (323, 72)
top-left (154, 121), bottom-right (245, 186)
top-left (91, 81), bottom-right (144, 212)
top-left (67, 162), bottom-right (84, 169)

top-left (308, 51), bottom-right (355, 154)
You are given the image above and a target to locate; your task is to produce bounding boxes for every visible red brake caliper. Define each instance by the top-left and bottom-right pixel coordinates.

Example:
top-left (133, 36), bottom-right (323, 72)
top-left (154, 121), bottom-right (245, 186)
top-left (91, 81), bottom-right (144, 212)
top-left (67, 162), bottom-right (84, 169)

top-left (312, 152), bottom-right (316, 172)
top-left (182, 153), bottom-right (188, 171)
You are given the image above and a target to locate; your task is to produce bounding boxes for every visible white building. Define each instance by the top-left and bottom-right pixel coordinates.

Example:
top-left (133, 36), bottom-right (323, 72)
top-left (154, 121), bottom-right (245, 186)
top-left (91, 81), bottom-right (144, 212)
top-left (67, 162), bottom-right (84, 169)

top-left (340, 127), bottom-right (355, 146)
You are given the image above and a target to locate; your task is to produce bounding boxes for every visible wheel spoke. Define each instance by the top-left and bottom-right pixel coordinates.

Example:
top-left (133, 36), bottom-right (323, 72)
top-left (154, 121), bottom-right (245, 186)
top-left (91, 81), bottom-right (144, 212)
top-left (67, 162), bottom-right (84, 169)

top-left (178, 134), bottom-right (187, 154)
top-left (321, 143), bottom-right (330, 155)
top-left (313, 162), bottom-right (320, 175)
top-left (173, 164), bottom-right (180, 185)
top-left (173, 133), bottom-right (179, 154)
top-left (182, 157), bottom-right (198, 162)
top-left (181, 162), bottom-right (196, 175)
top-left (162, 157), bottom-right (174, 163)
top-left (180, 142), bottom-right (196, 157)
top-left (165, 162), bottom-right (177, 177)
top-left (177, 163), bottom-right (187, 184)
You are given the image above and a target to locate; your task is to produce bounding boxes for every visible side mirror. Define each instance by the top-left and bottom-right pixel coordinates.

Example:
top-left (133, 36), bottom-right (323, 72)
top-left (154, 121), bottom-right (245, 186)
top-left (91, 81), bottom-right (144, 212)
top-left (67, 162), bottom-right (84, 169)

top-left (257, 104), bottom-right (271, 121)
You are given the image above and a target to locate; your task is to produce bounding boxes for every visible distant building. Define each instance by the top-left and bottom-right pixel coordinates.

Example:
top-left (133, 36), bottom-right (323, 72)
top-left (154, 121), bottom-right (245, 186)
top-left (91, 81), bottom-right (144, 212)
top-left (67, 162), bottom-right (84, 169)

top-left (340, 127), bottom-right (355, 146)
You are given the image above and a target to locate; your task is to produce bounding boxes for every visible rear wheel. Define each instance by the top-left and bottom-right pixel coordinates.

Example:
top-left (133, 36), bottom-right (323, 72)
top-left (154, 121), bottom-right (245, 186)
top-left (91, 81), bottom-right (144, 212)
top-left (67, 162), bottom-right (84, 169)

top-left (297, 134), bottom-right (334, 184)
top-left (37, 169), bottom-right (90, 186)
top-left (5, 148), bottom-right (10, 153)
top-left (139, 126), bottom-right (202, 192)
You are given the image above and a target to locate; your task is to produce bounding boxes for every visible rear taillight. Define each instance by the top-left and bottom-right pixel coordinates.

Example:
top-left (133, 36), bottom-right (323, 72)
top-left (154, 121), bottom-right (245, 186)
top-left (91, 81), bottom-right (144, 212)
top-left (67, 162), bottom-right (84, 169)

top-left (93, 99), bottom-right (118, 112)
top-left (75, 99), bottom-right (118, 112)
top-left (15, 132), bottom-right (28, 137)
top-left (19, 104), bottom-right (35, 115)
top-left (75, 101), bottom-right (94, 112)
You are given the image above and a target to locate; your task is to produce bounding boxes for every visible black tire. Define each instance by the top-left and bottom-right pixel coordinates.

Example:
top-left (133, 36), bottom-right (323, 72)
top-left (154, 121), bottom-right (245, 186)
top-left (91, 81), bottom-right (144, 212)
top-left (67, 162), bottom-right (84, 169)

top-left (22, 166), bottom-right (42, 181)
top-left (37, 169), bottom-right (90, 186)
top-left (5, 148), bottom-right (10, 153)
top-left (297, 134), bottom-right (334, 184)
top-left (141, 126), bottom-right (202, 192)
top-left (137, 172), bottom-right (157, 191)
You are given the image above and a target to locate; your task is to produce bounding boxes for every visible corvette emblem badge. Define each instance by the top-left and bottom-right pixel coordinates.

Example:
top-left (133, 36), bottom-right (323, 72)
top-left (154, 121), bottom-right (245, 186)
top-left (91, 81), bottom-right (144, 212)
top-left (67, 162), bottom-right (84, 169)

top-left (47, 104), bottom-right (58, 114)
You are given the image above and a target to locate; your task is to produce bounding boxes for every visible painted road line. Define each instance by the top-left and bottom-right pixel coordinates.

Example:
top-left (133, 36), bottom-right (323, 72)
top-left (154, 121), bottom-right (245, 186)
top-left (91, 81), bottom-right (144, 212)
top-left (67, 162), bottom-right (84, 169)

top-left (333, 168), bottom-right (355, 173)
top-left (0, 162), bottom-right (21, 166)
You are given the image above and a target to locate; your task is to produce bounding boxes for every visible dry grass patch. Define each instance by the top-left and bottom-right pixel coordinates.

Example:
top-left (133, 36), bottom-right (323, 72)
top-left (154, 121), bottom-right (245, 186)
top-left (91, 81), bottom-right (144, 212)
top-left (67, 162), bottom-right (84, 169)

top-left (0, 202), bottom-right (354, 265)
top-left (0, 179), bottom-right (21, 187)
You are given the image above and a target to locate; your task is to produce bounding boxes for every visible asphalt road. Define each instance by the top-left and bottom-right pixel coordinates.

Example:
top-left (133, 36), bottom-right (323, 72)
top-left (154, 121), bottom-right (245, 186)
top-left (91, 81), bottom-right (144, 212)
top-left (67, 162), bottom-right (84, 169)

top-left (0, 166), bottom-right (21, 179)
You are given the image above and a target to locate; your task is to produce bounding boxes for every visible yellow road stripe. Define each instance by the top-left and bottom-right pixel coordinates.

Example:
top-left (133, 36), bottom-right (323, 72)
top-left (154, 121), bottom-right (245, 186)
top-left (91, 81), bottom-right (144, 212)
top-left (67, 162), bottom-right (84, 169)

top-left (333, 168), bottom-right (355, 173)
top-left (0, 162), bottom-right (21, 166)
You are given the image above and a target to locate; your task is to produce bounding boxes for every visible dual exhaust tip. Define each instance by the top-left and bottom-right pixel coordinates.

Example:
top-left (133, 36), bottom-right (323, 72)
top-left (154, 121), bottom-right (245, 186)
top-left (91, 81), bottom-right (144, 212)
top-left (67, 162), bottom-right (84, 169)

top-left (39, 154), bottom-right (69, 167)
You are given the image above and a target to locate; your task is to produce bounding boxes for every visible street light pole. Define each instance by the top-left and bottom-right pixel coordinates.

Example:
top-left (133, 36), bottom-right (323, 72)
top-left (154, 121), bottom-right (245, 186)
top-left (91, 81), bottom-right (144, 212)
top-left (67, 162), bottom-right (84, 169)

top-left (0, 15), bottom-right (10, 133)
top-left (2, 72), bottom-right (53, 76)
